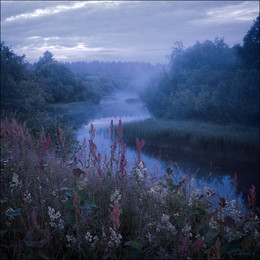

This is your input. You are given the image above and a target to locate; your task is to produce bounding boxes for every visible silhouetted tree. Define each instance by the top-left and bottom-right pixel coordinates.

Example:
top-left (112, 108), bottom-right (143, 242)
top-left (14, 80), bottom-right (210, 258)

top-left (236, 16), bottom-right (259, 70)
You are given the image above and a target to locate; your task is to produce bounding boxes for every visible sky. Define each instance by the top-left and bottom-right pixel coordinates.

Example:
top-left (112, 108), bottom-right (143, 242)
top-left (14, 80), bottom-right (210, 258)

top-left (1, 1), bottom-right (259, 64)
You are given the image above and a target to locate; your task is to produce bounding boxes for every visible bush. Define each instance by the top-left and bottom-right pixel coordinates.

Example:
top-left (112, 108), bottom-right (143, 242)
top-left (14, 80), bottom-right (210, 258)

top-left (1, 119), bottom-right (259, 259)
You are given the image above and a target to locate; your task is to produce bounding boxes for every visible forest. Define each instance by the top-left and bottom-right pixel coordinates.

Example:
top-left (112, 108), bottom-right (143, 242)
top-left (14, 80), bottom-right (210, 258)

top-left (1, 43), bottom-right (161, 138)
top-left (142, 16), bottom-right (259, 126)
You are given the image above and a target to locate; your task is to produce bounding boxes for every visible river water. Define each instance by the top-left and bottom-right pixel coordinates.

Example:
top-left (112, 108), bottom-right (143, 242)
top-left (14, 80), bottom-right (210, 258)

top-left (64, 91), bottom-right (259, 206)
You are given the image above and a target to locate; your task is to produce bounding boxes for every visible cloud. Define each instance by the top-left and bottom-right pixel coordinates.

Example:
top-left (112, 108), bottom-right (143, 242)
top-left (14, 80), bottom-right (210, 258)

top-left (3, 1), bottom-right (124, 23)
top-left (4, 2), bottom-right (88, 22)
top-left (192, 1), bottom-right (258, 24)
top-left (1, 1), bottom-right (259, 64)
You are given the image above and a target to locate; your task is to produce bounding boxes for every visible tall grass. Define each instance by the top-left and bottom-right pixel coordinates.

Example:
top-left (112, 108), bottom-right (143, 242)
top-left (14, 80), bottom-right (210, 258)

top-left (1, 118), bottom-right (259, 259)
top-left (123, 119), bottom-right (259, 162)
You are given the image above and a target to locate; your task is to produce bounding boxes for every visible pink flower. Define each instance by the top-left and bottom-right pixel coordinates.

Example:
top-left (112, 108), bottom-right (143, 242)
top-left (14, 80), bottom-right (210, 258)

top-left (110, 201), bottom-right (120, 230)
top-left (178, 236), bottom-right (190, 259)
top-left (136, 137), bottom-right (145, 162)
top-left (191, 238), bottom-right (204, 256)
top-left (117, 119), bottom-right (123, 142)
top-left (110, 120), bottom-right (114, 139)
top-left (120, 144), bottom-right (127, 174)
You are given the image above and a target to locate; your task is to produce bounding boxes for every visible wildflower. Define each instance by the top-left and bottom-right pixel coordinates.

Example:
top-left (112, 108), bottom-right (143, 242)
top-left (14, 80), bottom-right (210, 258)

top-left (135, 161), bottom-right (147, 181)
top-left (209, 219), bottom-right (218, 230)
top-left (24, 190), bottom-right (32, 204)
top-left (85, 232), bottom-right (99, 248)
top-left (178, 236), bottom-right (191, 259)
top-left (148, 182), bottom-right (167, 204)
top-left (136, 138), bottom-right (145, 162)
top-left (110, 201), bottom-right (120, 230)
top-left (108, 227), bottom-right (122, 248)
top-left (161, 214), bottom-right (177, 234)
top-left (147, 232), bottom-right (152, 243)
top-left (253, 227), bottom-right (260, 240)
top-left (110, 189), bottom-right (121, 208)
top-left (117, 119), bottom-right (123, 143)
top-left (224, 226), bottom-right (232, 234)
top-left (110, 119), bottom-right (114, 138)
top-left (182, 224), bottom-right (192, 237)
top-left (102, 226), bottom-right (106, 238)
top-left (10, 173), bottom-right (22, 193)
top-left (191, 238), bottom-right (204, 256)
top-left (208, 238), bottom-right (221, 260)
top-left (52, 189), bottom-right (58, 196)
top-left (195, 234), bottom-right (204, 240)
top-left (66, 234), bottom-right (77, 248)
top-left (119, 144), bottom-right (127, 174)
top-left (48, 206), bottom-right (64, 229)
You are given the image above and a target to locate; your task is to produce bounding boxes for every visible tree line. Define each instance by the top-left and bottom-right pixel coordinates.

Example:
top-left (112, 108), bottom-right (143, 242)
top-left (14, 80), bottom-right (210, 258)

top-left (1, 45), bottom-right (162, 136)
top-left (142, 16), bottom-right (259, 126)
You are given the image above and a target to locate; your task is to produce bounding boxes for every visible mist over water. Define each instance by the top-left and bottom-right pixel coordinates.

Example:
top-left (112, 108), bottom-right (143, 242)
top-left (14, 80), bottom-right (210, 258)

top-left (64, 90), bottom-right (247, 205)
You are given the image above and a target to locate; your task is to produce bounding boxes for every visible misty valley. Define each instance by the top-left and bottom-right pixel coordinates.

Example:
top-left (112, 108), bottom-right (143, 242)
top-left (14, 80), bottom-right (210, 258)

top-left (1, 16), bottom-right (259, 260)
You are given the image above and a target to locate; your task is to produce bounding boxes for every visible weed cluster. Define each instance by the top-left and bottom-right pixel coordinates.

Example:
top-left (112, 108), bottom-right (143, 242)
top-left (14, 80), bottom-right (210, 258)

top-left (123, 119), bottom-right (259, 162)
top-left (1, 119), bottom-right (259, 259)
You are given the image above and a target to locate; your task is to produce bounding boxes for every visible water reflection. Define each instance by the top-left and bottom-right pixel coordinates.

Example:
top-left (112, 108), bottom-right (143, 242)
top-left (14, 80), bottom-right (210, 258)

top-left (70, 91), bottom-right (251, 206)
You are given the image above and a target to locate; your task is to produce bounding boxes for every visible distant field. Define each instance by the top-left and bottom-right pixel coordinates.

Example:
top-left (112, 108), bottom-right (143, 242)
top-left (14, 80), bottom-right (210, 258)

top-left (123, 119), bottom-right (259, 162)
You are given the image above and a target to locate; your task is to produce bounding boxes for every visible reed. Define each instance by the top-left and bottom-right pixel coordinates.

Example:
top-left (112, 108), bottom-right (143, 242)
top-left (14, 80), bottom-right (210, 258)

top-left (123, 119), bottom-right (259, 162)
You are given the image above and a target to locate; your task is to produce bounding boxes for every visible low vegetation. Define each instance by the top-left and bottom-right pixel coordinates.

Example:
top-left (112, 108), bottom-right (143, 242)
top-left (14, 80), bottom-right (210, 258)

top-left (1, 119), bottom-right (259, 259)
top-left (123, 119), bottom-right (259, 162)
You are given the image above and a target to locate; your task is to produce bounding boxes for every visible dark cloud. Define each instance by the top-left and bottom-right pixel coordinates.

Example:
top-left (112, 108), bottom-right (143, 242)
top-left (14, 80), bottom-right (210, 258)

top-left (1, 1), bottom-right (259, 64)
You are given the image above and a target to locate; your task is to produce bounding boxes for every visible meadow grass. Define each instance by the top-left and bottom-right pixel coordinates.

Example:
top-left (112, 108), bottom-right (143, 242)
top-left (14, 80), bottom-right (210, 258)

top-left (47, 101), bottom-right (94, 113)
top-left (123, 119), bottom-right (259, 162)
top-left (1, 118), bottom-right (259, 259)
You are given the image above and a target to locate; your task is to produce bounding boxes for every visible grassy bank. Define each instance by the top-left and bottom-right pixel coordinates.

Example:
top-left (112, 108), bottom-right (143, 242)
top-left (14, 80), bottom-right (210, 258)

top-left (47, 101), bottom-right (94, 113)
top-left (123, 119), bottom-right (259, 163)
top-left (1, 118), bottom-right (260, 259)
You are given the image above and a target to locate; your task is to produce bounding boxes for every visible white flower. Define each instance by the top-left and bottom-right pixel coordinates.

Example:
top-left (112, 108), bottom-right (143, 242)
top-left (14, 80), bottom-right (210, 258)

top-left (108, 227), bottom-right (122, 248)
top-left (161, 214), bottom-right (170, 222)
top-left (10, 173), bottom-right (22, 192)
top-left (135, 161), bottom-right (147, 181)
top-left (66, 234), bottom-right (77, 248)
top-left (48, 206), bottom-right (63, 229)
top-left (110, 189), bottom-right (122, 208)
top-left (52, 190), bottom-right (57, 196)
top-left (85, 232), bottom-right (99, 248)
top-left (24, 190), bottom-right (32, 204)
top-left (182, 224), bottom-right (192, 237)
top-left (147, 232), bottom-right (152, 243)
top-left (156, 214), bottom-right (177, 235)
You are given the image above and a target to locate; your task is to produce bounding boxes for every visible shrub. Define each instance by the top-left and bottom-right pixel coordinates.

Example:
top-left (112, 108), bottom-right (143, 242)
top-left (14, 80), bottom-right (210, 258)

top-left (1, 119), bottom-right (259, 259)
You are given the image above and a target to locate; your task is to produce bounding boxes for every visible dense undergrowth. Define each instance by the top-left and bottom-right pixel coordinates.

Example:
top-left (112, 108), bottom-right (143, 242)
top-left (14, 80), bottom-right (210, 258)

top-left (1, 119), bottom-right (259, 259)
top-left (123, 119), bottom-right (259, 163)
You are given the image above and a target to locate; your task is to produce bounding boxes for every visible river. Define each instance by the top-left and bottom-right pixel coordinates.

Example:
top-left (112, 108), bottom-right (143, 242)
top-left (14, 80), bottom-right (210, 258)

top-left (64, 91), bottom-right (259, 206)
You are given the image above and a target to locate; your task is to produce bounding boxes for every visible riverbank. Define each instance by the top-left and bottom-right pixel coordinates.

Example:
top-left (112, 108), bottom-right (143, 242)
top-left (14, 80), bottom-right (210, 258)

top-left (123, 119), bottom-right (259, 163)
top-left (47, 100), bottom-right (95, 113)
top-left (1, 118), bottom-right (259, 259)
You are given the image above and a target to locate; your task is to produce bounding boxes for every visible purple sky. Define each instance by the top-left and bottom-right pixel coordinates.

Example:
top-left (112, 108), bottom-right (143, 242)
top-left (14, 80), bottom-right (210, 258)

top-left (1, 1), bottom-right (259, 64)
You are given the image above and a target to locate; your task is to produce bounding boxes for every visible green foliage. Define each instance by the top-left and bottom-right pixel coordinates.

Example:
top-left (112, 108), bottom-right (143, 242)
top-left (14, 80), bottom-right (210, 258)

top-left (236, 15), bottom-right (259, 70)
top-left (123, 118), bottom-right (259, 163)
top-left (1, 42), bottom-right (46, 115)
top-left (0, 43), bottom-right (98, 148)
top-left (34, 51), bottom-right (100, 104)
top-left (143, 19), bottom-right (259, 126)
top-left (0, 119), bottom-right (260, 259)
